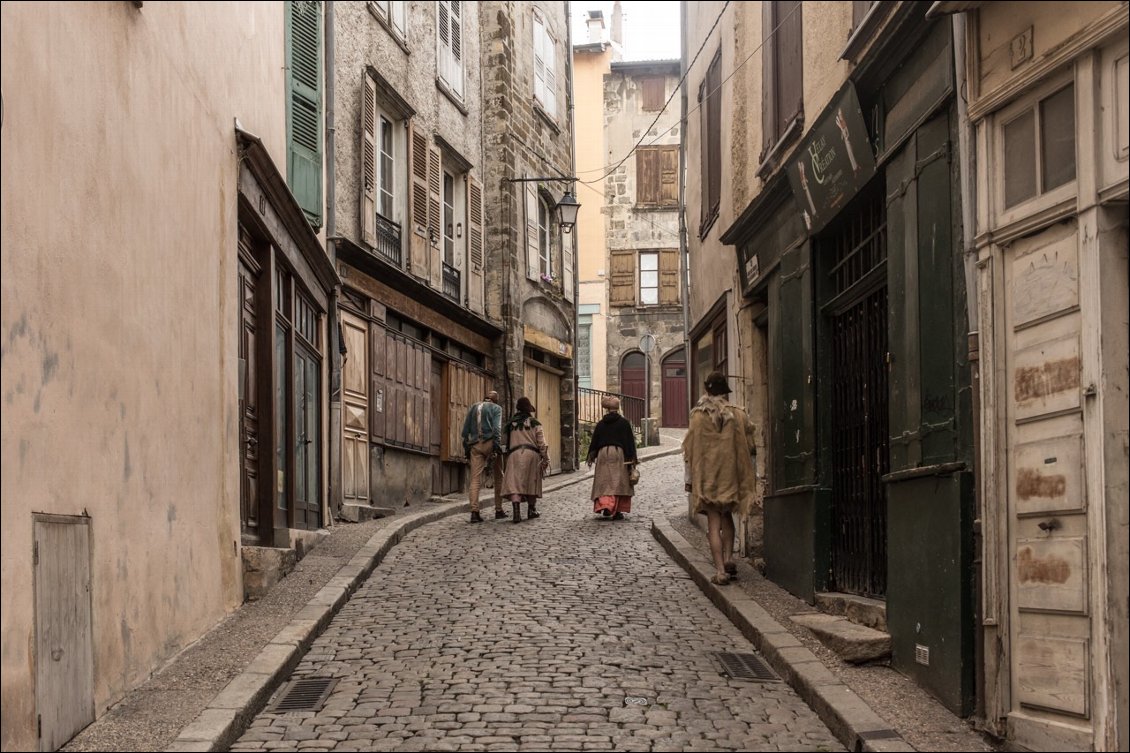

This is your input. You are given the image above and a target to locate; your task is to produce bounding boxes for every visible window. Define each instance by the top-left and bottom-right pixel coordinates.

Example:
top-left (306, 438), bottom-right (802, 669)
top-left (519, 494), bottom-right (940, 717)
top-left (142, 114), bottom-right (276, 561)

top-left (641, 76), bottom-right (666, 111)
top-left (379, 116), bottom-right (395, 219)
top-left (699, 50), bottom-right (722, 235)
top-left (440, 166), bottom-right (465, 301)
top-left (1003, 83), bottom-right (1076, 208)
top-left (636, 145), bottom-right (679, 207)
top-left (286, 1), bottom-right (323, 228)
top-left (437, 0), bottom-right (464, 98)
top-left (443, 172), bottom-right (455, 265)
top-left (369, 1), bottom-right (407, 42)
top-left (577, 315), bottom-right (593, 389)
top-left (762, 0), bottom-right (803, 153)
top-left (639, 252), bottom-right (659, 305)
top-left (361, 74), bottom-right (406, 265)
top-left (538, 195), bottom-right (552, 278)
top-left (533, 13), bottom-right (558, 118)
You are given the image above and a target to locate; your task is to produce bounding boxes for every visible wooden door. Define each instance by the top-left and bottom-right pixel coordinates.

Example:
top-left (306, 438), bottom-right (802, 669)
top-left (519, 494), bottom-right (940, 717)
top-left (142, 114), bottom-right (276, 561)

top-left (34, 515), bottom-right (93, 752)
top-left (293, 347), bottom-right (321, 528)
top-left (1001, 222), bottom-right (1094, 747)
top-left (238, 260), bottom-right (262, 540)
top-left (621, 352), bottom-right (647, 408)
top-left (661, 349), bottom-right (688, 428)
top-left (341, 312), bottom-right (370, 506)
top-left (524, 363), bottom-right (562, 474)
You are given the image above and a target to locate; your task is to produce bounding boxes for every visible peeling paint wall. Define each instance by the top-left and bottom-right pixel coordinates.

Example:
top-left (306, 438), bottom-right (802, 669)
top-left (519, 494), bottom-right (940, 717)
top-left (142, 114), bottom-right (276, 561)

top-left (1, 2), bottom-right (283, 749)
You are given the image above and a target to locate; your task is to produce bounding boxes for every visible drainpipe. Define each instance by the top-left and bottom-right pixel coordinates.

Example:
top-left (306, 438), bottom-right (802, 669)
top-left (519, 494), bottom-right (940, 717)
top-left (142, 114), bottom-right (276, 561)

top-left (566, 0), bottom-right (579, 470)
top-left (324, 0), bottom-right (342, 521)
top-left (678, 0), bottom-right (692, 421)
top-left (952, 10), bottom-right (984, 723)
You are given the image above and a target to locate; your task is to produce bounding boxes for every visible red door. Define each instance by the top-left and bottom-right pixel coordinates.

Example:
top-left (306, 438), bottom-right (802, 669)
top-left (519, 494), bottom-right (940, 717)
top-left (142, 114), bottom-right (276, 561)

top-left (662, 348), bottom-right (688, 428)
top-left (621, 351), bottom-right (647, 421)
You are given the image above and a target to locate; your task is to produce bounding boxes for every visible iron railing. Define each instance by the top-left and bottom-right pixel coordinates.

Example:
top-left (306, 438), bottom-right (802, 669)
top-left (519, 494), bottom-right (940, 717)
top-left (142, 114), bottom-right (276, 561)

top-left (373, 214), bottom-right (402, 266)
top-left (441, 262), bottom-right (460, 301)
top-left (578, 387), bottom-right (646, 431)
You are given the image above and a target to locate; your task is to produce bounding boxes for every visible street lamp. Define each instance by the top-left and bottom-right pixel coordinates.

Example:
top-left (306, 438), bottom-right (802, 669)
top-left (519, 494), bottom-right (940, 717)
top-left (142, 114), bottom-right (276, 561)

top-left (555, 191), bottom-right (581, 233)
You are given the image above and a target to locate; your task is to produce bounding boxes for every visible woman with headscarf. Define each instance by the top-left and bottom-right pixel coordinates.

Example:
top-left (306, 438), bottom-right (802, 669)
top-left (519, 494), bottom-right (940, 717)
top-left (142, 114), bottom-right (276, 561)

top-left (500, 396), bottom-right (549, 523)
top-left (586, 395), bottom-right (638, 520)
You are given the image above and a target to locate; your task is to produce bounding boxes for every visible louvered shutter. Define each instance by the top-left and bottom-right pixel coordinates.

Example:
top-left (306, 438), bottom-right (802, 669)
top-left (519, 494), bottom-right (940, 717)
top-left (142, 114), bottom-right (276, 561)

top-left (526, 182), bottom-right (540, 281)
top-left (428, 146), bottom-right (443, 289)
top-left (467, 177), bottom-right (485, 312)
top-left (533, 15), bottom-right (546, 106)
top-left (449, 1), bottom-right (463, 96)
top-left (286, 0), bottom-right (323, 227)
top-left (777, 1), bottom-right (803, 136)
top-left (542, 25), bottom-right (556, 118)
top-left (361, 73), bottom-right (378, 246)
top-left (698, 81), bottom-right (711, 229)
top-left (660, 146), bottom-right (679, 206)
top-left (610, 249), bottom-right (637, 306)
top-left (438, 0), bottom-right (450, 84)
top-left (659, 248), bottom-right (680, 305)
top-left (409, 123), bottom-right (429, 277)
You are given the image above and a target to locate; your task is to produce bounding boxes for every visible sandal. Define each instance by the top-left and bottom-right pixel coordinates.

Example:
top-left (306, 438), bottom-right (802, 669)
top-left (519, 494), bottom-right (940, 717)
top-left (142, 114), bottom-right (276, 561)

top-left (725, 562), bottom-right (738, 579)
top-left (710, 574), bottom-right (731, 586)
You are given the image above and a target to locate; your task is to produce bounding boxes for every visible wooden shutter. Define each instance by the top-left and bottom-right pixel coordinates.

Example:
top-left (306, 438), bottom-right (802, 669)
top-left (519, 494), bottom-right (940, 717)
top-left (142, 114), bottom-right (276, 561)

top-left (467, 177), bottom-right (485, 312)
top-left (610, 249), bottom-right (637, 306)
top-left (707, 54), bottom-right (722, 219)
top-left (699, 81), bottom-right (711, 228)
top-left (438, 0), bottom-right (450, 82)
top-left (443, 362), bottom-right (483, 461)
top-left (777, 0), bottom-right (803, 136)
top-left (409, 123), bottom-right (429, 277)
top-left (427, 146), bottom-right (442, 289)
top-left (563, 230), bottom-right (574, 303)
top-left (449, 1), bottom-right (463, 95)
top-left (543, 25), bottom-right (557, 118)
top-left (286, 1), bottom-right (323, 227)
top-left (659, 248), bottom-right (680, 305)
top-left (660, 146), bottom-right (678, 206)
top-left (369, 319), bottom-right (385, 443)
top-left (773, 243), bottom-right (816, 488)
top-left (852, 0), bottom-right (873, 28)
top-left (637, 148), bottom-right (660, 206)
top-left (641, 77), bottom-right (665, 111)
top-left (526, 181), bottom-right (540, 281)
top-left (361, 74), bottom-right (378, 246)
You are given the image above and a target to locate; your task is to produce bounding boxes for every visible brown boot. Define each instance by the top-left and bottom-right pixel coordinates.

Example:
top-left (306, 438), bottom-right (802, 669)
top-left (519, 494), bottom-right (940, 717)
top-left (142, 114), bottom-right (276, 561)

top-left (512, 501), bottom-right (522, 523)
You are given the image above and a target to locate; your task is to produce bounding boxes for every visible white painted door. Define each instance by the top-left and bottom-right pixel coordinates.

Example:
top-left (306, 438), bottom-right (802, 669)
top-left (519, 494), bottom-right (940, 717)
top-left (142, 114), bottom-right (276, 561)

top-left (342, 312), bottom-right (370, 506)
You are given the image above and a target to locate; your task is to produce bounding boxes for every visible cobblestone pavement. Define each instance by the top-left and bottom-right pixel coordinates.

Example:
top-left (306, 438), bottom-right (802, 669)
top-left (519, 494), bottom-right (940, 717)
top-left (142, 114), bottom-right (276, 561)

top-left (234, 454), bottom-right (843, 752)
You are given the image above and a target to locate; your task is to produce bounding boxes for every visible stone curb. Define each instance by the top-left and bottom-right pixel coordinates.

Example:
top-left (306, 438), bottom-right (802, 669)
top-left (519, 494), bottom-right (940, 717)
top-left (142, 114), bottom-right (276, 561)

top-left (651, 517), bottom-right (915, 753)
top-left (167, 445), bottom-right (683, 752)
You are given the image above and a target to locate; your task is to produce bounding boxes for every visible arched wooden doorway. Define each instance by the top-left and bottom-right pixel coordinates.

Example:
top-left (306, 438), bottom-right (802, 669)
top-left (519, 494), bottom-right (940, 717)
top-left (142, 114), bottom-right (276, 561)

top-left (620, 351), bottom-right (647, 413)
top-left (661, 348), bottom-right (688, 428)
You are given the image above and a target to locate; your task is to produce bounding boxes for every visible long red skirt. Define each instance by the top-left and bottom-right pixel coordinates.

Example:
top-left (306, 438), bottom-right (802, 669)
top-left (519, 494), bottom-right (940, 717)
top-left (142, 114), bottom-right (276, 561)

top-left (594, 495), bottom-right (632, 516)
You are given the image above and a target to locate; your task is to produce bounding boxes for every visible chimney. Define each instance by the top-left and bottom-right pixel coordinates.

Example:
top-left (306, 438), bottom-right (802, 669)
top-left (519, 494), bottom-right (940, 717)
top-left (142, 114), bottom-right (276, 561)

top-left (611, 1), bottom-right (623, 47)
top-left (586, 10), bottom-right (605, 44)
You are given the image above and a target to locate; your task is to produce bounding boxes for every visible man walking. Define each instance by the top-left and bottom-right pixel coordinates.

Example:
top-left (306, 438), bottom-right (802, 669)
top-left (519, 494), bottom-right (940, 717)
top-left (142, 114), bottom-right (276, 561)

top-left (462, 389), bottom-right (505, 523)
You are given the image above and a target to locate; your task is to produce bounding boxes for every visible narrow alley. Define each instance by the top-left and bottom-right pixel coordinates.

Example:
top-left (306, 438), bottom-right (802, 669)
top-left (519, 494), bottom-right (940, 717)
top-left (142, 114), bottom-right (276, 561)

top-left (232, 455), bottom-right (843, 752)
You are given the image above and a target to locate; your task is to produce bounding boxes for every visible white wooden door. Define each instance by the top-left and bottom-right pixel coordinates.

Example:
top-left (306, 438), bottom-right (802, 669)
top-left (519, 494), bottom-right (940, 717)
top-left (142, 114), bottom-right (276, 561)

top-left (34, 515), bottom-right (94, 752)
top-left (342, 312), bottom-right (370, 506)
top-left (1001, 221), bottom-right (1094, 750)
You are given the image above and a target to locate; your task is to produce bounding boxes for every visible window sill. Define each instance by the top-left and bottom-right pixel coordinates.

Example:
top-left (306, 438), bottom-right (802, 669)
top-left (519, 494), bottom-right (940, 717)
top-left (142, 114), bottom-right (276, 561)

top-left (634, 203), bottom-right (679, 212)
top-left (366, 3), bottom-right (410, 54)
top-left (756, 114), bottom-right (804, 181)
top-left (839, 1), bottom-right (892, 62)
top-left (533, 100), bottom-right (562, 135)
top-left (435, 77), bottom-right (468, 116)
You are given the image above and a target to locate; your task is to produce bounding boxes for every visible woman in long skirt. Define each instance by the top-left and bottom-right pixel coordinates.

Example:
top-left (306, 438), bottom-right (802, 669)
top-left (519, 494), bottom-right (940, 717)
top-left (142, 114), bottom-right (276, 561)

top-left (587, 396), bottom-right (638, 520)
top-left (500, 396), bottom-right (549, 523)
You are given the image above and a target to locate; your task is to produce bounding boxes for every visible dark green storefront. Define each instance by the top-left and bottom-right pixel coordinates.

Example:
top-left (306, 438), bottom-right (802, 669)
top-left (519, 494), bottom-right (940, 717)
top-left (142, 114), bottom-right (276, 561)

top-left (726, 7), bottom-right (975, 716)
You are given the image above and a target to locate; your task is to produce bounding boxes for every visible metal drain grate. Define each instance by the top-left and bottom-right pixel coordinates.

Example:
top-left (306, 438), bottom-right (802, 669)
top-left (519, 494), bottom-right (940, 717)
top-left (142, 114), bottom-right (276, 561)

top-left (714, 651), bottom-right (780, 682)
top-left (269, 677), bottom-right (337, 712)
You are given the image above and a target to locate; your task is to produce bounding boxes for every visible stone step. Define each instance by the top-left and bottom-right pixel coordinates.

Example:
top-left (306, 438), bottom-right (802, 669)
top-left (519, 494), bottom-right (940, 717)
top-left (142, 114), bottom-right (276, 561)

top-left (339, 503), bottom-right (397, 523)
top-left (789, 612), bottom-right (892, 664)
top-left (815, 591), bottom-right (888, 632)
top-left (241, 545), bottom-right (296, 602)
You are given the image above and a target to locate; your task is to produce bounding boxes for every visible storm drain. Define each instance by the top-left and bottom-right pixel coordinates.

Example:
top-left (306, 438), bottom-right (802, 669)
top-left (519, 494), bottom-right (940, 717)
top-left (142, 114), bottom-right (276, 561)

top-left (714, 651), bottom-right (780, 682)
top-left (269, 677), bottom-right (337, 712)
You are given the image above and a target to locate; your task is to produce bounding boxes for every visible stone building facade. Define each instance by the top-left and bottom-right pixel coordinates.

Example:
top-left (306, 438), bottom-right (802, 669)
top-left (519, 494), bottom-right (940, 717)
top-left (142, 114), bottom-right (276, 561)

top-left (481, 0), bottom-right (578, 473)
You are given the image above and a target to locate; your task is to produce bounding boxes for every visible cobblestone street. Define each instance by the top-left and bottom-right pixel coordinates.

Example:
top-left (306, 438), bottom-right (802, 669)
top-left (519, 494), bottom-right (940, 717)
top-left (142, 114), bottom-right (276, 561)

top-left (234, 454), bottom-right (843, 752)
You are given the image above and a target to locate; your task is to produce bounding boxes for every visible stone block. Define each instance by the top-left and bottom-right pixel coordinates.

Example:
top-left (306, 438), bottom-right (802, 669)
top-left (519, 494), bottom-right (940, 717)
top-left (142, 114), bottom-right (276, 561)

top-left (242, 545), bottom-right (297, 601)
top-left (789, 612), bottom-right (891, 664)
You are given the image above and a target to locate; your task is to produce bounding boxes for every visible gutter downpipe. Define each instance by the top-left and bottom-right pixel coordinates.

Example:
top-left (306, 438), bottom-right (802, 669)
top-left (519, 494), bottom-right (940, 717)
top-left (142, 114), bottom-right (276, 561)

top-left (566, 0), bottom-right (580, 471)
top-left (325, 0), bottom-right (343, 521)
top-left (952, 10), bottom-right (984, 725)
top-left (679, 0), bottom-right (692, 423)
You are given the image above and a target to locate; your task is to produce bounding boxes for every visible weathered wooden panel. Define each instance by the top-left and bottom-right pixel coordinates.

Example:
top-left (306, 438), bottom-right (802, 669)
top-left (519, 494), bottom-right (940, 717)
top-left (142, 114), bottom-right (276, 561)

top-left (1015, 433), bottom-right (1085, 515)
top-left (1012, 335), bottom-right (1081, 420)
top-left (1016, 635), bottom-right (1089, 717)
top-left (1017, 536), bottom-right (1087, 613)
top-left (1010, 222), bottom-right (1079, 328)
top-left (34, 516), bottom-right (94, 753)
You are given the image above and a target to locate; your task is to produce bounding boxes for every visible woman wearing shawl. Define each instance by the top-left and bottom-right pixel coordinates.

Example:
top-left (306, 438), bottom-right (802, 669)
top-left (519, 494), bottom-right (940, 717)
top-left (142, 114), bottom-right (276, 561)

top-left (682, 371), bottom-right (757, 585)
top-left (500, 396), bottom-right (550, 523)
top-left (586, 395), bottom-right (638, 520)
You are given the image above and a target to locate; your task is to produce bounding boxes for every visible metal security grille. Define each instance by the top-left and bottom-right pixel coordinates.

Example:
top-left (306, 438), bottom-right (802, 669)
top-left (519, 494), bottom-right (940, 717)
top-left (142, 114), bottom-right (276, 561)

top-left (269, 677), bottom-right (337, 712)
top-left (827, 185), bottom-right (889, 598)
top-left (714, 652), bottom-right (780, 682)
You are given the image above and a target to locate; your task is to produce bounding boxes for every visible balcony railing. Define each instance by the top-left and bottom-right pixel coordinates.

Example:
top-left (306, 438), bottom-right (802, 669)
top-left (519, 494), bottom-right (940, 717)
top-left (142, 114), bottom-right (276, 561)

top-left (372, 214), bottom-right (402, 266)
top-left (578, 387), bottom-right (646, 432)
top-left (442, 261), bottom-right (460, 302)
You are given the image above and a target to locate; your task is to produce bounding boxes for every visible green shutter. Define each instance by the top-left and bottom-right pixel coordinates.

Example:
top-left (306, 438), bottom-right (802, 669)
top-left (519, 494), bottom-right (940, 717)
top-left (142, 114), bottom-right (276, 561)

top-left (286, 1), bottom-right (323, 228)
top-left (773, 242), bottom-right (817, 488)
